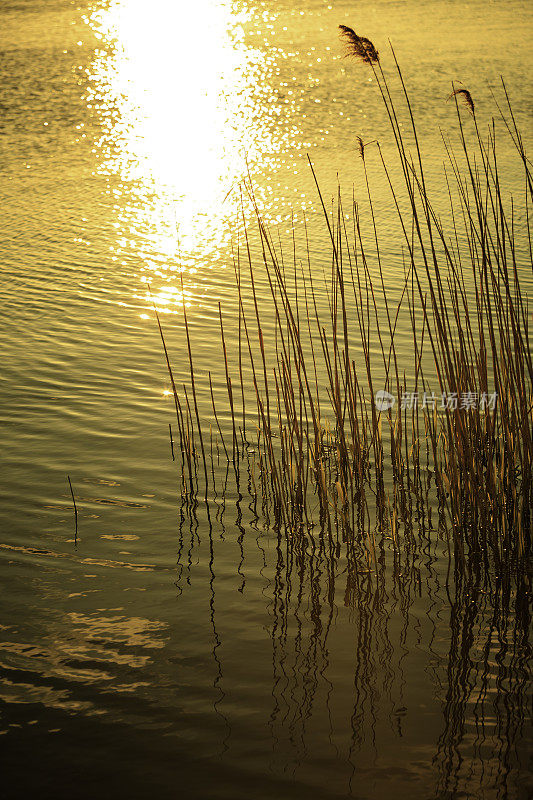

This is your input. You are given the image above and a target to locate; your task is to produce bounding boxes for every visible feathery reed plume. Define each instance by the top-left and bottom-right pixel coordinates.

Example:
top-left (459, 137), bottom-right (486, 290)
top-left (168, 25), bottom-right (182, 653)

top-left (447, 87), bottom-right (474, 115)
top-left (339, 25), bottom-right (379, 64)
top-left (356, 136), bottom-right (377, 160)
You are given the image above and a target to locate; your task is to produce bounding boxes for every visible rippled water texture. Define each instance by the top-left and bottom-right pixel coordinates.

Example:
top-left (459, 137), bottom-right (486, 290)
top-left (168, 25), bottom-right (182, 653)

top-left (1, 1), bottom-right (532, 798)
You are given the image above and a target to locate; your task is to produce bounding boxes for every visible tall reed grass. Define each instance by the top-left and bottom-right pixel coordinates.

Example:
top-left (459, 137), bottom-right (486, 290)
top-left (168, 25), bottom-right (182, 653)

top-left (154, 32), bottom-right (532, 584)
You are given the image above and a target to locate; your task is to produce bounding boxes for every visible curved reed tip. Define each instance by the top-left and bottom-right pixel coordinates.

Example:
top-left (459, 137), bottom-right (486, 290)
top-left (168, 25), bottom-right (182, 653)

top-left (447, 87), bottom-right (475, 115)
top-left (339, 24), bottom-right (379, 64)
top-left (356, 136), bottom-right (365, 161)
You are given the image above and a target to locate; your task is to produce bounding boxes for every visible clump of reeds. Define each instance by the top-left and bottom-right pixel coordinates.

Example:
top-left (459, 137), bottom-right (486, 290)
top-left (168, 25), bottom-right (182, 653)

top-left (154, 33), bottom-right (532, 587)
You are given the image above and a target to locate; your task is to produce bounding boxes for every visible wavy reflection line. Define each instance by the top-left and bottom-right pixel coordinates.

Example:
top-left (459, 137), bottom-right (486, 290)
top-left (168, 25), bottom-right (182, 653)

top-left (0, 543), bottom-right (170, 573)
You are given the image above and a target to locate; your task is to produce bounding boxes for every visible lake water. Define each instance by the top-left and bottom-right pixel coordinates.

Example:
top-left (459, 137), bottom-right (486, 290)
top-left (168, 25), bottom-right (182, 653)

top-left (1, 1), bottom-right (532, 798)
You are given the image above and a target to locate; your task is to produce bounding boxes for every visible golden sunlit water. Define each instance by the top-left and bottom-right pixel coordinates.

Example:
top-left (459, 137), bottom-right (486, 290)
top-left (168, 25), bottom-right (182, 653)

top-left (87, 1), bottom-right (270, 261)
top-left (1, 1), bottom-right (532, 798)
top-left (84, 0), bottom-right (315, 306)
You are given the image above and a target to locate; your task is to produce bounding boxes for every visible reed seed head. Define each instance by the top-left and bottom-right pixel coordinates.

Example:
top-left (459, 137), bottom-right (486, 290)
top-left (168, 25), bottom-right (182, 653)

top-left (447, 87), bottom-right (475, 115)
top-left (339, 25), bottom-right (379, 64)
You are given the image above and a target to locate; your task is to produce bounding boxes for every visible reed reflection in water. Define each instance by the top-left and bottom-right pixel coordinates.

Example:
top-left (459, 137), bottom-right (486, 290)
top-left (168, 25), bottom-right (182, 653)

top-left (174, 488), bottom-right (531, 799)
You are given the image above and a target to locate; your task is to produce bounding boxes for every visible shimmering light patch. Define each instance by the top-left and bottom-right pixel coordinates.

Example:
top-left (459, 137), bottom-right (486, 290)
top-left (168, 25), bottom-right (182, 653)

top-left (133, 284), bottom-right (191, 314)
top-left (85, 0), bottom-right (289, 298)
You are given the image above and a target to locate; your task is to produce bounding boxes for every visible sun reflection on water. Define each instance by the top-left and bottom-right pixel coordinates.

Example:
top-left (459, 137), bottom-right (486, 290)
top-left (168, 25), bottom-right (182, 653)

top-left (85, 0), bottom-right (290, 310)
